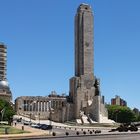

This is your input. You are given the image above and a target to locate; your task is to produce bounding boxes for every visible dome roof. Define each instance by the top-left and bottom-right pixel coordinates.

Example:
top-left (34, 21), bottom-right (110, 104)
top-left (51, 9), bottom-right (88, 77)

top-left (0, 80), bottom-right (9, 88)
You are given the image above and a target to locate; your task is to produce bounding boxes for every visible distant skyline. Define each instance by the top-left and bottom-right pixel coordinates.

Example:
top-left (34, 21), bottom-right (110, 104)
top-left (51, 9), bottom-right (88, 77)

top-left (0, 0), bottom-right (140, 109)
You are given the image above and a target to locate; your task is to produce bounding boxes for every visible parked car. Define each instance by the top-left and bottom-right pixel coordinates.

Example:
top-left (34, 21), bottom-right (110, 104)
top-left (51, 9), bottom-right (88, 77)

top-left (16, 117), bottom-right (22, 122)
top-left (31, 123), bottom-right (41, 128)
top-left (23, 120), bottom-right (31, 125)
top-left (33, 123), bottom-right (42, 128)
top-left (39, 124), bottom-right (52, 130)
top-left (30, 123), bottom-right (38, 128)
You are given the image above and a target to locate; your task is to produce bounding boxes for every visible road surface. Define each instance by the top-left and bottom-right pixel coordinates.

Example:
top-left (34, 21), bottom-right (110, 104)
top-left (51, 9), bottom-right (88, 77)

top-left (21, 133), bottom-right (140, 140)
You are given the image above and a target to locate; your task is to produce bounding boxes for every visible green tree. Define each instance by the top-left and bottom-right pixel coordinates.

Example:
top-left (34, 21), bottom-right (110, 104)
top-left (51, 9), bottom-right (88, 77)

top-left (106, 105), bottom-right (136, 123)
top-left (134, 114), bottom-right (140, 122)
top-left (136, 115), bottom-right (140, 121)
top-left (0, 99), bottom-right (15, 125)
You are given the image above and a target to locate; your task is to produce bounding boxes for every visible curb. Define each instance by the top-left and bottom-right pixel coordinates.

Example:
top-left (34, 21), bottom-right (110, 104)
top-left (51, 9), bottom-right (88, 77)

top-left (0, 131), bottom-right (140, 140)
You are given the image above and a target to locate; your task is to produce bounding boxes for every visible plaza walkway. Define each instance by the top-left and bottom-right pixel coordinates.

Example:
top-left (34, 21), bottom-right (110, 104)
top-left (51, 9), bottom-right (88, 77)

top-left (0, 123), bottom-right (50, 140)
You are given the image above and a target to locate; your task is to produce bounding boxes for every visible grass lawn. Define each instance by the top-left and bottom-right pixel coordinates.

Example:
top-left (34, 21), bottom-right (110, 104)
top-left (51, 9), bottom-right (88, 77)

top-left (0, 125), bottom-right (30, 134)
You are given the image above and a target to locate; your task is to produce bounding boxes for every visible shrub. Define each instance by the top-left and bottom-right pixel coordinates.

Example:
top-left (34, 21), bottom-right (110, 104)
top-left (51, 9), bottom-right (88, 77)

top-left (65, 132), bottom-right (69, 136)
top-left (83, 131), bottom-right (86, 135)
top-left (90, 131), bottom-right (92, 134)
top-left (52, 132), bottom-right (56, 136)
top-left (76, 131), bottom-right (79, 135)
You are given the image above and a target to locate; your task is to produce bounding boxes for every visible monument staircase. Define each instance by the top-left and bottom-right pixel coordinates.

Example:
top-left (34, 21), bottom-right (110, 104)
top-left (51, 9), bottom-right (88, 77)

top-left (81, 115), bottom-right (90, 124)
top-left (99, 114), bottom-right (115, 123)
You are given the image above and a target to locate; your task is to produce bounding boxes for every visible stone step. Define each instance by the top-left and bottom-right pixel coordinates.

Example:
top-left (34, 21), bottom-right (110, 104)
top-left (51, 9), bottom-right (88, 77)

top-left (81, 116), bottom-right (90, 124)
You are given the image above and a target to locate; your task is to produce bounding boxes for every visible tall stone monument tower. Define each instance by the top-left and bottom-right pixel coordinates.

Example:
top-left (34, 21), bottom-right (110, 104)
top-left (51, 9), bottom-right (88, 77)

top-left (75, 4), bottom-right (94, 77)
top-left (70, 3), bottom-right (109, 122)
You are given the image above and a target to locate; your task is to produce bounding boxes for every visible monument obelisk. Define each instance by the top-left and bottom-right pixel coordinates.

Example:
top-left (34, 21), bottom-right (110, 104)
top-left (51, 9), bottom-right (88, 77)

top-left (69, 3), bottom-right (108, 123)
top-left (75, 3), bottom-right (94, 77)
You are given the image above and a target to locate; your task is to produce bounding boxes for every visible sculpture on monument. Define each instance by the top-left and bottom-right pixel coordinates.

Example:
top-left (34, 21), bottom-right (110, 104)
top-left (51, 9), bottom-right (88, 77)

top-left (94, 78), bottom-right (100, 96)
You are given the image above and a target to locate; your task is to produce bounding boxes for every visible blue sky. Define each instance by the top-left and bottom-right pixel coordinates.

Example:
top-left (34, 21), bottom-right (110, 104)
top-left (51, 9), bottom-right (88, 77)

top-left (0, 0), bottom-right (140, 109)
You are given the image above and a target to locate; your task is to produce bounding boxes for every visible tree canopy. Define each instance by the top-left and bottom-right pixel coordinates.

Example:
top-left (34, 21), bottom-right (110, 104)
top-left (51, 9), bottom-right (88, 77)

top-left (106, 105), bottom-right (136, 123)
top-left (0, 99), bottom-right (15, 125)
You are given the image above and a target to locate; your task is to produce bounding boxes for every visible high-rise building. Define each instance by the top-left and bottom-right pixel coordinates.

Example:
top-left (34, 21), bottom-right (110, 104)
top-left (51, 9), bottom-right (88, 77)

top-left (0, 44), bottom-right (7, 80)
top-left (111, 95), bottom-right (127, 106)
top-left (0, 43), bottom-right (12, 102)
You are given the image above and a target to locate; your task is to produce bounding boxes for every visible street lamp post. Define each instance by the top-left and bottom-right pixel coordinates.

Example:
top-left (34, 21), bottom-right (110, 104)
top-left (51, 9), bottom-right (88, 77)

top-left (47, 101), bottom-right (53, 134)
top-left (29, 113), bottom-right (31, 125)
top-left (38, 113), bottom-right (40, 124)
top-left (49, 101), bottom-right (51, 126)
top-left (116, 113), bottom-right (117, 123)
top-left (0, 107), bottom-right (5, 121)
top-left (115, 110), bottom-right (119, 123)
